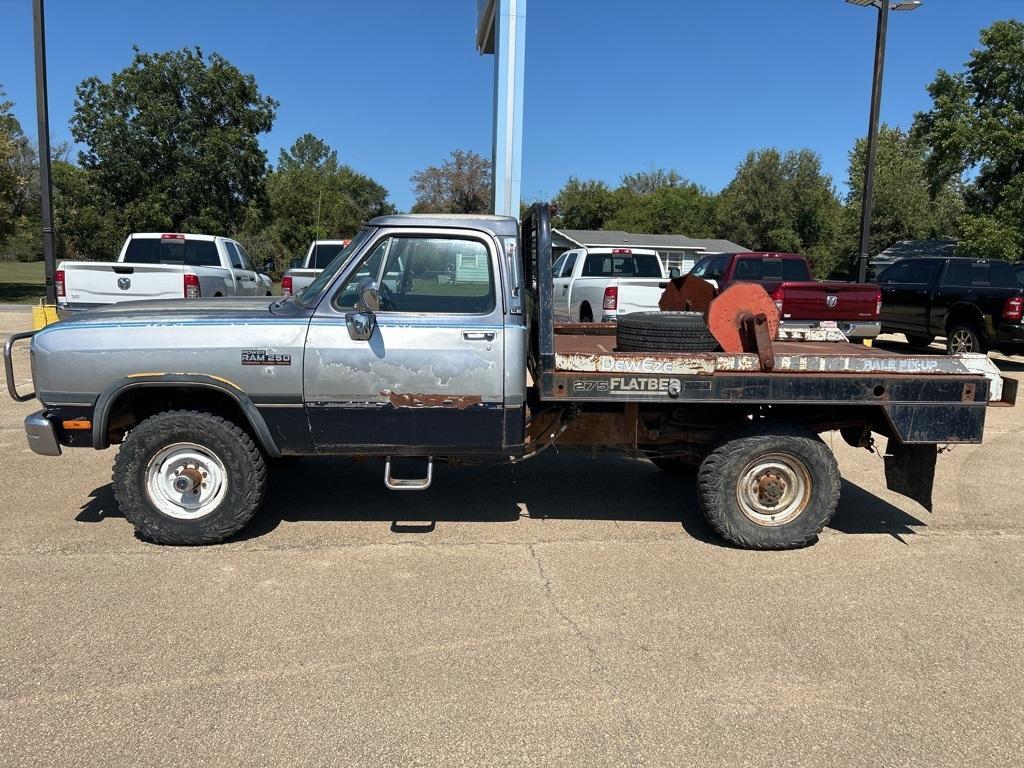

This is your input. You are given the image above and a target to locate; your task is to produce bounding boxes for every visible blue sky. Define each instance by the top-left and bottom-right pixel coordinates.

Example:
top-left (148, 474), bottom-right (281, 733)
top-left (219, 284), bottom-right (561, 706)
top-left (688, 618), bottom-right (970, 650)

top-left (0, 0), bottom-right (1018, 212)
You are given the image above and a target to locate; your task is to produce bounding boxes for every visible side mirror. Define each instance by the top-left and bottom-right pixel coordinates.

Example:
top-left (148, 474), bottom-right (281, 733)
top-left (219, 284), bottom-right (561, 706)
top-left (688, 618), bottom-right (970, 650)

top-left (262, 260), bottom-right (274, 275)
top-left (345, 310), bottom-right (376, 341)
top-left (289, 258), bottom-right (302, 269)
top-left (355, 278), bottom-right (380, 312)
top-left (669, 267), bottom-right (681, 279)
top-left (346, 278), bottom-right (380, 341)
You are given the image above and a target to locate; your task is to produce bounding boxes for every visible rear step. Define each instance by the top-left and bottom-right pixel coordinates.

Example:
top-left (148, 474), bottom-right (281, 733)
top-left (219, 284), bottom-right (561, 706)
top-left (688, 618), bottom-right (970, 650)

top-left (384, 457), bottom-right (433, 491)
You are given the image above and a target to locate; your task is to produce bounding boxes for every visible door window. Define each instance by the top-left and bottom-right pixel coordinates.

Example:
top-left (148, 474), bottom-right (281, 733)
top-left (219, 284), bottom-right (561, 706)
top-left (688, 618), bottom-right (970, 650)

top-left (234, 243), bottom-right (255, 271)
top-left (333, 235), bottom-right (495, 314)
top-left (703, 255), bottom-right (730, 281)
top-left (879, 261), bottom-right (914, 283)
top-left (224, 241), bottom-right (244, 270)
top-left (562, 252), bottom-right (578, 277)
top-left (552, 254), bottom-right (568, 278)
top-left (334, 238), bottom-right (391, 309)
top-left (904, 260), bottom-right (939, 284)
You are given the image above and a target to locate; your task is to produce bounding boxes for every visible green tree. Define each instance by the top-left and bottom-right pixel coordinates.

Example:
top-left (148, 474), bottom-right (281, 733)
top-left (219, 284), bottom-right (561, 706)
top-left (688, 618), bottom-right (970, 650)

top-left (0, 86), bottom-right (36, 250)
top-left (840, 125), bottom-right (963, 264)
top-left (263, 133), bottom-right (394, 265)
top-left (410, 149), bottom-right (491, 214)
top-left (619, 167), bottom-right (684, 196)
top-left (0, 89), bottom-right (22, 247)
top-left (606, 183), bottom-right (717, 237)
top-left (69, 47), bottom-right (277, 247)
top-left (913, 20), bottom-right (1024, 259)
top-left (52, 159), bottom-right (119, 260)
top-left (551, 177), bottom-right (619, 230)
top-left (716, 148), bottom-right (841, 277)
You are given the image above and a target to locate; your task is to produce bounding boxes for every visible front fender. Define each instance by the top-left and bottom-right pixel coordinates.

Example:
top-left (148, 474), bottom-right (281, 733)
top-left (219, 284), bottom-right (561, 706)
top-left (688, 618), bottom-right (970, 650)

top-left (92, 374), bottom-right (282, 457)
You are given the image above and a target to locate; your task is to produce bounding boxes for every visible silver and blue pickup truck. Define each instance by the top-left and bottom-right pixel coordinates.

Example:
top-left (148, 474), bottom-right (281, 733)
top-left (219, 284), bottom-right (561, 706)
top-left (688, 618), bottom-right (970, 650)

top-left (4, 206), bottom-right (1016, 549)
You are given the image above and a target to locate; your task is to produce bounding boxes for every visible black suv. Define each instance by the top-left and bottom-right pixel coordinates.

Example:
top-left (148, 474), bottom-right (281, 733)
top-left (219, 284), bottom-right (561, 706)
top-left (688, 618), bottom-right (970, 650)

top-left (877, 257), bottom-right (1024, 355)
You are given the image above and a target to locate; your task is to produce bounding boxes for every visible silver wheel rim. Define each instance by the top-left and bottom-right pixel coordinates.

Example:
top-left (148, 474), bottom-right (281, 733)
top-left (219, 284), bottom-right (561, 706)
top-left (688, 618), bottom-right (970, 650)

top-left (735, 453), bottom-right (812, 527)
top-left (950, 329), bottom-right (974, 354)
top-left (145, 442), bottom-right (228, 520)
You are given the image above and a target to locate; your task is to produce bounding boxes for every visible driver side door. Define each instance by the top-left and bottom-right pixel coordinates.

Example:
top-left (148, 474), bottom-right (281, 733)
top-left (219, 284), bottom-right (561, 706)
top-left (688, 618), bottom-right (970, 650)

top-left (303, 228), bottom-right (507, 454)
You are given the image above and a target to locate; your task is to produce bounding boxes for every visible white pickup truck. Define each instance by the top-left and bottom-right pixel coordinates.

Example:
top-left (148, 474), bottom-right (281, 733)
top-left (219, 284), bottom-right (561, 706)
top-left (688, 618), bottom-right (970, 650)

top-left (56, 233), bottom-right (274, 314)
top-left (281, 239), bottom-right (351, 297)
top-left (552, 247), bottom-right (674, 322)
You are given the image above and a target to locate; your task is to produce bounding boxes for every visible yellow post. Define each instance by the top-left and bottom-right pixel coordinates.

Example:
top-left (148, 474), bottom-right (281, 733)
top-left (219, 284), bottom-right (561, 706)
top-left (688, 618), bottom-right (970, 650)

top-left (32, 300), bottom-right (59, 330)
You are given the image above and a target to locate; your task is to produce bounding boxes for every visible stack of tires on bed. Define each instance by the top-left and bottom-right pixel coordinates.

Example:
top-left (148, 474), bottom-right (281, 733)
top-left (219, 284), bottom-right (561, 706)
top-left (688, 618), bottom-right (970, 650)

top-left (615, 311), bottom-right (719, 353)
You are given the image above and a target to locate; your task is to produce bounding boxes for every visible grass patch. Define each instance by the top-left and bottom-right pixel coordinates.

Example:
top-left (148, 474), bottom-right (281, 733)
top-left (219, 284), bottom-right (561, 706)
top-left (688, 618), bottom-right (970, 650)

top-left (0, 261), bottom-right (45, 304)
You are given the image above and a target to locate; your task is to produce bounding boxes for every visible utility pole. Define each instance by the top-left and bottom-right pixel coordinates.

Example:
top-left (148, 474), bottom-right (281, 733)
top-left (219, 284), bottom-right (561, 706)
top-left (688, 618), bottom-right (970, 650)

top-left (32, 0), bottom-right (57, 304)
top-left (847, 0), bottom-right (922, 282)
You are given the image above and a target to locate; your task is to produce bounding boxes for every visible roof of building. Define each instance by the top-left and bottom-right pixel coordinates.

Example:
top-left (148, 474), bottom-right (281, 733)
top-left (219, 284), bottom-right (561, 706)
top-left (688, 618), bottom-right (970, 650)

top-left (553, 228), bottom-right (748, 254)
top-left (872, 239), bottom-right (958, 263)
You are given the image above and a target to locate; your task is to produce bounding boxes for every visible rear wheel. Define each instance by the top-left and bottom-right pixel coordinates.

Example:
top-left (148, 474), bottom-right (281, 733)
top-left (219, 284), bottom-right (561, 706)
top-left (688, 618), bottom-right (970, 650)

top-left (579, 304), bottom-right (593, 322)
top-left (113, 410), bottom-right (267, 545)
top-left (946, 323), bottom-right (986, 355)
top-left (697, 424), bottom-right (840, 550)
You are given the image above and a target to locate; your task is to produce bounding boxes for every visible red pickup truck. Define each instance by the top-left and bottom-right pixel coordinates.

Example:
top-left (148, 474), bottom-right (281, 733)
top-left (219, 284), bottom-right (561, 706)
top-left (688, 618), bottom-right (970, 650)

top-left (689, 252), bottom-right (881, 340)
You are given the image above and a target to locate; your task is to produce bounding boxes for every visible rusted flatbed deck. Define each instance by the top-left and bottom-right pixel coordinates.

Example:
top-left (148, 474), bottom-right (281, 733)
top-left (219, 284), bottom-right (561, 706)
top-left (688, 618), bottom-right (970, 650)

top-left (552, 328), bottom-right (982, 377)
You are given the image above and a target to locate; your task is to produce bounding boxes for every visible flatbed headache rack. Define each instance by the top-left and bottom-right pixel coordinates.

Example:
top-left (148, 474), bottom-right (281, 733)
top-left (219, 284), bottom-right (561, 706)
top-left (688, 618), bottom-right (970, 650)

top-left (520, 203), bottom-right (1015, 447)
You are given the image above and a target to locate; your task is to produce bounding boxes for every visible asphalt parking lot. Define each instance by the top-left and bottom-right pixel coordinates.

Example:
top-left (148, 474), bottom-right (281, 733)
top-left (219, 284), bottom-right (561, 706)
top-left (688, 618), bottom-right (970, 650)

top-left (2, 307), bottom-right (1023, 767)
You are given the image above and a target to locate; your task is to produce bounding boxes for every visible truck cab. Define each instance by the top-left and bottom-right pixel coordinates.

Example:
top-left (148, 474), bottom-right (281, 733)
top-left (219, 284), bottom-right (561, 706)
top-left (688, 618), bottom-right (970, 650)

top-left (286, 216), bottom-right (525, 453)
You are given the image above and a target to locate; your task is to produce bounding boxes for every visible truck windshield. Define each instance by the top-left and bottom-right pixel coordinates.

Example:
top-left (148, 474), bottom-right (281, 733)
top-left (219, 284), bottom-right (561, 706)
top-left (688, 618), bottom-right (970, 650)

top-left (309, 243), bottom-right (348, 269)
top-left (295, 227), bottom-right (374, 307)
top-left (124, 238), bottom-right (220, 267)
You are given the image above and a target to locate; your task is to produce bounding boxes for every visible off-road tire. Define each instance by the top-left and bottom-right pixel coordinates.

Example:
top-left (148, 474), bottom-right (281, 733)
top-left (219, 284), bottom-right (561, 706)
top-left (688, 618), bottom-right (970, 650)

top-left (696, 424), bottom-right (840, 550)
top-left (906, 334), bottom-right (935, 348)
top-left (946, 323), bottom-right (986, 355)
top-left (617, 311), bottom-right (718, 352)
top-left (113, 410), bottom-right (267, 545)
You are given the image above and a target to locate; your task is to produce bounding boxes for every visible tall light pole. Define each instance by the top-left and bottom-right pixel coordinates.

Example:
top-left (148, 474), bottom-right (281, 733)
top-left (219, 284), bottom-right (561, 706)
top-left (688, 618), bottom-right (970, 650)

top-left (847, 0), bottom-right (922, 282)
top-left (32, 0), bottom-right (57, 304)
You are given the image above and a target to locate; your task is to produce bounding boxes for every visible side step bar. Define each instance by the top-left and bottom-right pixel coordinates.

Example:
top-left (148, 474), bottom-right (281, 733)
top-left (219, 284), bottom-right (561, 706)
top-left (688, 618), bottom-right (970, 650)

top-left (384, 457), bottom-right (433, 491)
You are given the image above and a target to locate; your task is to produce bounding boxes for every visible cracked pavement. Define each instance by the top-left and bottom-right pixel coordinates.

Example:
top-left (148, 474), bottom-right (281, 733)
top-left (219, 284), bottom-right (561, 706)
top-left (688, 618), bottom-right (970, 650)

top-left (2, 309), bottom-right (1023, 767)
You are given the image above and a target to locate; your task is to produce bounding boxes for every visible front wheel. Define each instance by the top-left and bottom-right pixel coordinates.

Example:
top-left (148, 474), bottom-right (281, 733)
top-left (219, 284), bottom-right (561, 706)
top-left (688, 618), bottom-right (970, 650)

top-left (697, 424), bottom-right (840, 550)
top-left (113, 410), bottom-right (267, 545)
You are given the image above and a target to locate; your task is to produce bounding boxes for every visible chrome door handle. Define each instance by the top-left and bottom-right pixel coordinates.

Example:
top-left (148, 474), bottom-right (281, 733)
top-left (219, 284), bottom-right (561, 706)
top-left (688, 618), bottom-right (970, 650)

top-left (462, 331), bottom-right (496, 342)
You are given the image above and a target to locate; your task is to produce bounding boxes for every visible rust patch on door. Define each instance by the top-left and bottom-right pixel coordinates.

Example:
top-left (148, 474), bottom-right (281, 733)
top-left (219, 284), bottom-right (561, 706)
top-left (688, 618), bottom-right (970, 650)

top-left (382, 392), bottom-right (484, 409)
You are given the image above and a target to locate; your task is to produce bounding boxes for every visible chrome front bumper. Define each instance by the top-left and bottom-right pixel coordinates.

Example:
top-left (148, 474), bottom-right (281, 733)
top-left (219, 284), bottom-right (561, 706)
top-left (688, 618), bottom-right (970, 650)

top-left (25, 411), bottom-right (61, 456)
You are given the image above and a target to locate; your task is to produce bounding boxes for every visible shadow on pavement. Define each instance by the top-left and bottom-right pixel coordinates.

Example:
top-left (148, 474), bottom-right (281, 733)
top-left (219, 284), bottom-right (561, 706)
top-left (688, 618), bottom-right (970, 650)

top-left (75, 485), bottom-right (122, 523)
top-left (76, 453), bottom-right (926, 547)
top-left (830, 479), bottom-right (926, 543)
